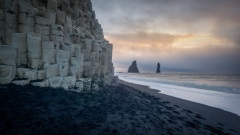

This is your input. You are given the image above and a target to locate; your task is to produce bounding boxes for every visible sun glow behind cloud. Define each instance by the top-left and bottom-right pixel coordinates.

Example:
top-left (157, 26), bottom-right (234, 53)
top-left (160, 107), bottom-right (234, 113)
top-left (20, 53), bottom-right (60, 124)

top-left (172, 34), bottom-right (227, 49)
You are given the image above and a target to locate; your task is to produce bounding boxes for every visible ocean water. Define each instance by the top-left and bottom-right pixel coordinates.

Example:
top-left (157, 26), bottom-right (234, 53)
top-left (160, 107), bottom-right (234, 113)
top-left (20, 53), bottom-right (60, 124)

top-left (116, 72), bottom-right (240, 116)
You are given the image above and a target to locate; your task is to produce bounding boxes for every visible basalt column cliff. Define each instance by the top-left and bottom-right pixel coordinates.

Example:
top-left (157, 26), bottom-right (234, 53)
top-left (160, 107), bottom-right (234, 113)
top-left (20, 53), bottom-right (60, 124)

top-left (0, 0), bottom-right (114, 91)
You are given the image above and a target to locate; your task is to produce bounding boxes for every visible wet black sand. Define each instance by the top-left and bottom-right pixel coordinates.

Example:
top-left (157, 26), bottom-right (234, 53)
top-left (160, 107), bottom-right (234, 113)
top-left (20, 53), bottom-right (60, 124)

top-left (0, 83), bottom-right (239, 135)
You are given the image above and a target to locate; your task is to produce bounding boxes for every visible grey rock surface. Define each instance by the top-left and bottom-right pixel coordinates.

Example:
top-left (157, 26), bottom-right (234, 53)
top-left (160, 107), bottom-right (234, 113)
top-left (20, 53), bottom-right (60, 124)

top-left (0, 0), bottom-right (114, 89)
top-left (128, 61), bottom-right (139, 73)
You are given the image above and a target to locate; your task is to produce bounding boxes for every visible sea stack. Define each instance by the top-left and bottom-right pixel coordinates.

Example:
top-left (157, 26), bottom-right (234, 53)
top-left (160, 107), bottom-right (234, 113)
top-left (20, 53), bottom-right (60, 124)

top-left (0, 0), bottom-right (114, 91)
top-left (128, 61), bottom-right (140, 73)
top-left (156, 63), bottom-right (161, 73)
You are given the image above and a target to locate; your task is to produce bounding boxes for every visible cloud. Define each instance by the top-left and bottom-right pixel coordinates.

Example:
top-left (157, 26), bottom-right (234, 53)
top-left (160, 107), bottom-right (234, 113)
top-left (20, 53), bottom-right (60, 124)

top-left (106, 32), bottom-right (192, 63)
top-left (213, 26), bottom-right (240, 46)
top-left (107, 31), bottom-right (189, 47)
top-left (91, 0), bottom-right (240, 73)
top-left (92, 0), bottom-right (240, 44)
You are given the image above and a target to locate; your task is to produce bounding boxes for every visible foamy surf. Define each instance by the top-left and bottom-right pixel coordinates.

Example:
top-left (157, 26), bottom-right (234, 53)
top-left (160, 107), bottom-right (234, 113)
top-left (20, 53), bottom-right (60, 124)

top-left (117, 73), bottom-right (240, 116)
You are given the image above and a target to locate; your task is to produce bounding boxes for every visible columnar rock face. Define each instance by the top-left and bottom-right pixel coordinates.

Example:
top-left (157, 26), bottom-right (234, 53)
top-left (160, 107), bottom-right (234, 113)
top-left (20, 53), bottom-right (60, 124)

top-left (128, 61), bottom-right (140, 73)
top-left (156, 62), bottom-right (161, 73)
top-left (0, 0), bottom-right (114, 91)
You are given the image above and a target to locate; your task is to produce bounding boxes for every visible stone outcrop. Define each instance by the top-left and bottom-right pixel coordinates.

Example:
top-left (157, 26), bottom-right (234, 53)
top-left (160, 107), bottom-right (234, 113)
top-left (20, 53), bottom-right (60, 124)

top-left (128, 61), bottom-right (139, 73)
top-left (0, 0), bottom-right (114, 91)
top-left (156, 62), bottom-right (161, 73)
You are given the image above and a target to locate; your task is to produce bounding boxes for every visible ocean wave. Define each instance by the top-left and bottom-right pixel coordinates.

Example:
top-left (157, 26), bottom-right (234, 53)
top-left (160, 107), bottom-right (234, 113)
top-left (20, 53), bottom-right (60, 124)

top-left (117, 73), bottom-right (240, 95)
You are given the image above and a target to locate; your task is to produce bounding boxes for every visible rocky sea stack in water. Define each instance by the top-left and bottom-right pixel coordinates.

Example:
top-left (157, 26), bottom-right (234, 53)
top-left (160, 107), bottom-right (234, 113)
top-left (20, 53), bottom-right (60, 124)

top-left (0, 0), bottom-right (114, 91)
top-left (128, 61), bottom-right (139, 73)
top-left (156, 62), bottom-right (161, 73)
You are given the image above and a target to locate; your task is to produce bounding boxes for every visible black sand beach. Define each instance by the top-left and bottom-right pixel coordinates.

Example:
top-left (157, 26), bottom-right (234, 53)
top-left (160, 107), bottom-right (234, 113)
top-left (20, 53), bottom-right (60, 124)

top-left (0, 81), bottom-right (240, 135)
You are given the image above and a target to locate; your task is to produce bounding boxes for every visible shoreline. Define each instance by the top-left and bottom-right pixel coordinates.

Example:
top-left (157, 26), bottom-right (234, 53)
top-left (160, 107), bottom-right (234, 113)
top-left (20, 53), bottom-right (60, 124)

top-left (0, 83), bottom-right (240, 134)
top-left (119, 79), bottom-right (240, 133)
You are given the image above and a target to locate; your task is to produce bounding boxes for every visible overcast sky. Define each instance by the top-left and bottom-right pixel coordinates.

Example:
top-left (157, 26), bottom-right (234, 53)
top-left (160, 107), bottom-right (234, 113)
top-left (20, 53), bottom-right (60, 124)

top-left (91, 0), bottom-right (240, 73)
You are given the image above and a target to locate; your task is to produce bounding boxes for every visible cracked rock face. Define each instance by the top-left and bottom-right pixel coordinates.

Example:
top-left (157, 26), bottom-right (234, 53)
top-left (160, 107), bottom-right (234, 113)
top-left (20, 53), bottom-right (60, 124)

top-left (0, 0), bottom-right (114, 90)
top-left (128, 61), bottom-right (140, 73)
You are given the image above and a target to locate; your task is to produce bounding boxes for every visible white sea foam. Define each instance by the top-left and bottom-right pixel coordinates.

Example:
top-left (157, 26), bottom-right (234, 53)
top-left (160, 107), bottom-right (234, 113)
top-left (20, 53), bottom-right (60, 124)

top-left (117, 73), bottom-right (240, 116)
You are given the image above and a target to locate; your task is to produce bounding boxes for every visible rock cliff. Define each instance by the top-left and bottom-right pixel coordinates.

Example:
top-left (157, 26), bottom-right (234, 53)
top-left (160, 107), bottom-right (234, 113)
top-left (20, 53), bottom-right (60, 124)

top-left (156, 62), bottom-right (161, 73)
top-left (0, 0), bottom-right (114, 91)
top-left (128, 61), bottom-right (139, 73)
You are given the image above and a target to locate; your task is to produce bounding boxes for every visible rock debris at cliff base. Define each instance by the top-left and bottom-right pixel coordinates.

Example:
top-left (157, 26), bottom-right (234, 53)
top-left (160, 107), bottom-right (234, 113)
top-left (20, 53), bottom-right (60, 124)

top-left (0, 0), bottom-right (114, 90)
